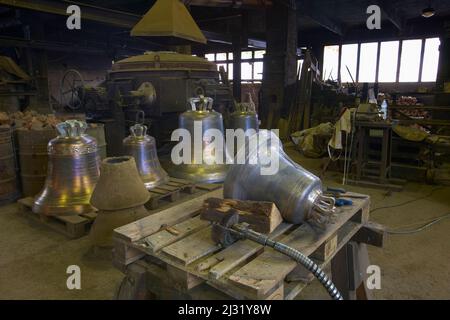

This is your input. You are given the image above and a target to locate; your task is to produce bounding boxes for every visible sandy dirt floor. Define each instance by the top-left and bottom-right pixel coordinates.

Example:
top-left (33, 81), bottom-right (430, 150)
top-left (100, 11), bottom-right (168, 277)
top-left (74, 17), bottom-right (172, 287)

top-left (0, 146), bottom-right (448, 299)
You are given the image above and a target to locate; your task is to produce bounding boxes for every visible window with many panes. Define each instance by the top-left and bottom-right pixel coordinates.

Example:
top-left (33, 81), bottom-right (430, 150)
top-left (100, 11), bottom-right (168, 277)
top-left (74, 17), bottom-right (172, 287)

top-left (205, 50), bottom-right (265, 82)
top-left (206, 50), bottom-right (304, 82)
top-left (322, 38), bottom-right (440, 83)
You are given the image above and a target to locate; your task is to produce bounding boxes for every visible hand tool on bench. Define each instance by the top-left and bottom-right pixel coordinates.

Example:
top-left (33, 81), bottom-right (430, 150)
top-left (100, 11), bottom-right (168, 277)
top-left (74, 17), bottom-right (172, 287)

top-left (325, 187), bottom-right (369, 199)
top-left (206, 211), bottom-right (344, 300)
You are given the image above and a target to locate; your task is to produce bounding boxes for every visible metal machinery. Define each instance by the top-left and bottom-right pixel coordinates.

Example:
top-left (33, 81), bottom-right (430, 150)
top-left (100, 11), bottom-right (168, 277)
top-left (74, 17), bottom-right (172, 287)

top-left (61, 51), bottom-right (233, 151)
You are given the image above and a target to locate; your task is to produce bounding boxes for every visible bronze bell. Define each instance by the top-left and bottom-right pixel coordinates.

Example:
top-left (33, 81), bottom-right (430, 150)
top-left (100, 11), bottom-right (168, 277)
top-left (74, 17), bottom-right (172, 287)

top-left (167, 96), bottom-right (230, 183)
top-left (230, 93), bottom-right (259, 133)
top-left (33, 120), bottom-right (100, 216)
top-left (224, 130), bottom-right (335, 225)
top-left (123, 123), bottom-right (169, 189)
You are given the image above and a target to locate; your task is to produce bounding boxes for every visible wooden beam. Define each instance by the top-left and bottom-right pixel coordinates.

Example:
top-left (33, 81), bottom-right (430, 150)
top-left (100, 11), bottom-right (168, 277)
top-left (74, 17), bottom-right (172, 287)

top-left (297, 1), bottom-right (344, 36)
top-left (375, 0), bottom-right (404, 31)
top-left (351, 221), bottom-right (386, 248)
top-left (1, 0), bottom-right (265, 48)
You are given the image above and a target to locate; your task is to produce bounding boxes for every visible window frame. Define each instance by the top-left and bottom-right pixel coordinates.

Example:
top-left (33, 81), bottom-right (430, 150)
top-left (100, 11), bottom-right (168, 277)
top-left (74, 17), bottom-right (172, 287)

top-left (203, 50), bottom-right (266, 83)
top-left (322, 37), bottom-right (440, 84)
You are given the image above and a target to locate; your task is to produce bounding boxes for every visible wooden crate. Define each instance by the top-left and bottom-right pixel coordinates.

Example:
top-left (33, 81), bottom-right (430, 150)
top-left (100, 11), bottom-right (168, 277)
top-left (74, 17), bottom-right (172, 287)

top-left (113, 189), bottom-right (372, 300)
top-left (16, 197), bottom-right (97, 239)
top-left (145, 177), bottom-right (221, 210)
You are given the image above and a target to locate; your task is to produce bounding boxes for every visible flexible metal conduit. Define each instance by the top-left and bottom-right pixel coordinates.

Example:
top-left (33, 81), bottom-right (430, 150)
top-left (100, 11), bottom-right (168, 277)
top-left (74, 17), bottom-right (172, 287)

top-left (234, 224), bottom-right (344, 300)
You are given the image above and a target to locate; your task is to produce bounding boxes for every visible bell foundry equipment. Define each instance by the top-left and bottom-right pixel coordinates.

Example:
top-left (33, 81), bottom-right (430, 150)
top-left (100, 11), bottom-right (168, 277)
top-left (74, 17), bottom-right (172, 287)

top-left (168, 96), bottom-right (230, 183)
top-left (66, 51), bottom-right (233, 153)
top-left (32, 120), bottom-right (100, 216)
top-left (89, 156), bottom-right (150, 247)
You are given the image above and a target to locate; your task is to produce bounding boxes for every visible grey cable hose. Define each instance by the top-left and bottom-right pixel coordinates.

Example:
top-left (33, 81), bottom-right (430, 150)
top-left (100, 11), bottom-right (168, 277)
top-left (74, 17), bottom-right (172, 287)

top-left (234, 225), bottom-right (344, 300)
top-left (386, 213), bottom-right (450, 235)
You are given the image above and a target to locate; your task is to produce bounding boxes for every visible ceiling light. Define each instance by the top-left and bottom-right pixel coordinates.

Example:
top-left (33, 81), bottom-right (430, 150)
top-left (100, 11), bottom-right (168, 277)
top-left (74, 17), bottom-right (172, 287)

top-left (422, 1), bottom-right (435, 18)
top-left (422, 6), bottom-right (435, 18)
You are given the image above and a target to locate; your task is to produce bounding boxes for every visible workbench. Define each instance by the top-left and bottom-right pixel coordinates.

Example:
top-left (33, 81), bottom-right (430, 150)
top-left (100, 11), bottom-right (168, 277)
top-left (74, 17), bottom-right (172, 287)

top-left (112, 188), bottom-right (385, 300)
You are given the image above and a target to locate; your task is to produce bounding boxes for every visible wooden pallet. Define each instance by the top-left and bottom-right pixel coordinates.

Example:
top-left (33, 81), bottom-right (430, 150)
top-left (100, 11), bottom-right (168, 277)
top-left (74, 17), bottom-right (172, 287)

top-left (145, 177), bottom-right (220, 210)
top-left (113, 189), bottom-right (375, 300)
top-left (16, 197), bottom-right (97, 239)
top-left (16, 181), bottom-right (221, 240)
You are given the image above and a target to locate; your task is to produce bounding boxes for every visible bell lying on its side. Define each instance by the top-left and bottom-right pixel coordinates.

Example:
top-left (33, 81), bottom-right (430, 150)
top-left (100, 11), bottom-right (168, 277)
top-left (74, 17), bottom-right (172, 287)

top-left (32, 120), bottom-right (100, 216)
top-left (123, 124), bottom-right (169, 189)
top-left (224, 130), bottom-right (335, 225)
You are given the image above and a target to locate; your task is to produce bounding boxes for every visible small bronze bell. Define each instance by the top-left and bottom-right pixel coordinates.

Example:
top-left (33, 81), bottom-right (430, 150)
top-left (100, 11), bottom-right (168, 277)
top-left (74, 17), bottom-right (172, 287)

top-left (230, 93), bottom-right (259, 133)
top-left (33, 120), bottom-right (100, 216)
top-left (123, 123), bottom-right (169, 189)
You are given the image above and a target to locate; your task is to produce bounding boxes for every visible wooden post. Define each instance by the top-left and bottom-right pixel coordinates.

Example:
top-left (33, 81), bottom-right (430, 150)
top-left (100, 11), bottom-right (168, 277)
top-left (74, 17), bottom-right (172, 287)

top-left (232, 34), bottom-right (242, 102)
top-left (260, 2), bottom-right (297, 130)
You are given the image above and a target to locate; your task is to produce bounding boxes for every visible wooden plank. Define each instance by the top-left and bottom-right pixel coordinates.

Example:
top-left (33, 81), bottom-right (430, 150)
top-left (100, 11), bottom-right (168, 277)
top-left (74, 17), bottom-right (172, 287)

top-left (57, 215), bottom-right (88, 224)
top-left (201, 198), bottom-right (283, 234)
top-left (310, 233), bottom-right (338, 261)
top-left (113, 240), bottom-right (146, 268)
top-left (80, 212), bottom-right (97, 220)
top-left (196, 222), bottom-right (292, 279)
top-left (285, 221), bottom-right (361, 289)
top-left (166, 264), bottom-right (204, 291)
top-left (150, 188), bottom-right (170, 195)
top-left (142, 216), bottom-right (210, 253)
top-left (114, 188), bottom-right (223, 243)
top-left (169, 177), bottom-right (192, 185)
top-left (17, 197), bottom-right (33, 208)
top-left (166, 181), bottom-right (184, 187)
top-left (196, 183), bottom-right (222, 191)
top-left (351, 221), bottom-right (386, 247)
top-left (227, 200), bottom-right (369, 298)
top-left (162, 226), bottom-right (221, 265)
top-left (156, 185), bottom-right (179, 192)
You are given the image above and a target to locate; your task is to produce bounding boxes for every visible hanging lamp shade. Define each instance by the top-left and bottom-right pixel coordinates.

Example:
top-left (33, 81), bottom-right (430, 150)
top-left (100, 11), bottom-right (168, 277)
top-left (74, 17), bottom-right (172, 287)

top-left (131, 0), bottom-right (207, 44)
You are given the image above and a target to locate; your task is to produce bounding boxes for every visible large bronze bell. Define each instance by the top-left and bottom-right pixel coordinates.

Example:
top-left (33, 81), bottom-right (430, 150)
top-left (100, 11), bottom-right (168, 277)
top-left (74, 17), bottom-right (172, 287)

top-left (123, 123), bottom-right (169, 189)
top-left (168, 96), bottom-right (230, 183)
top-left (33, 120), bottom-right (100, 216)
top-left (224, 130), bottom-right (335, 225)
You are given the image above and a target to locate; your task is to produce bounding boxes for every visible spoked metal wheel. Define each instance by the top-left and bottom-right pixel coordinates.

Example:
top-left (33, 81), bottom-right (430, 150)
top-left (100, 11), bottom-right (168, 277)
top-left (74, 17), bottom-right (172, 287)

top-left (60, 69), bottom-right (85, 111)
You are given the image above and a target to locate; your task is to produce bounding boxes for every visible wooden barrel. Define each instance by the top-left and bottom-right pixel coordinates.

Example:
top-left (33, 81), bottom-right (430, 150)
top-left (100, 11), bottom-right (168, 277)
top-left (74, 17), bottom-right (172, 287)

top-left (0, 125), bottom-right (19, 204)
top-left (16, 128), bottom-right (57, 197)
top-left (86, 123), bottom-right (107, 159)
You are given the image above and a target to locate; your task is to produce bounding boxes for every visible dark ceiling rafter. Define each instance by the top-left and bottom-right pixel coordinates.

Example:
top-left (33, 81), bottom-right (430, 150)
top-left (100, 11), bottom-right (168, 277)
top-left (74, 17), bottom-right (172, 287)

top-left (372, 0), bottom-right (405, 31)
top-left (296, 0), bottom-right (344, 36)
top-left (0, 0), bottom-right (266, 49)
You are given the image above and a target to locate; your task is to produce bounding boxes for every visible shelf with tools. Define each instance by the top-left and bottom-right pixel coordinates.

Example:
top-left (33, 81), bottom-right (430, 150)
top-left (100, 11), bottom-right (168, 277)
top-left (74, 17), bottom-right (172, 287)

top-left (112, 188), bottom-right (384, 300)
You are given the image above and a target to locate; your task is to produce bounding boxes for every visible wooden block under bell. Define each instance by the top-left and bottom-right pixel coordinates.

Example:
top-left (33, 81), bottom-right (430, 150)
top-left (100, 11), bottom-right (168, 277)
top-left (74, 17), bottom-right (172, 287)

top-left (200, 198), bottom-right (283, 234)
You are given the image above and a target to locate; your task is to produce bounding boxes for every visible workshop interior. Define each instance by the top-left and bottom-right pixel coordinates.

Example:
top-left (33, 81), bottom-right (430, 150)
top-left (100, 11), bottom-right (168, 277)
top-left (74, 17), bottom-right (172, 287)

top-left (0, 0), bottom-right (449, 301)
